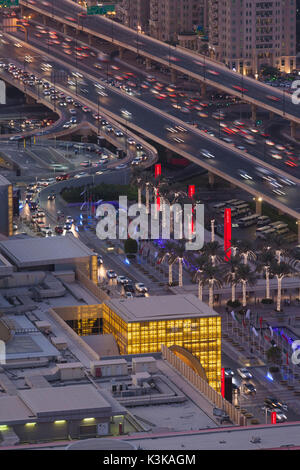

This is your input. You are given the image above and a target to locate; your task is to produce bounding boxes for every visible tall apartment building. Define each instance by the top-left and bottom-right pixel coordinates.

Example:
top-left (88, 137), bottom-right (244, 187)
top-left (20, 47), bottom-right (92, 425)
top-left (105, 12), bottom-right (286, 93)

top-left (149, 0), bottom-right (207, 44)
top-left (116, 0), bottom-right (150, 32)
top-left (208, 0), bottom-right (296, 75)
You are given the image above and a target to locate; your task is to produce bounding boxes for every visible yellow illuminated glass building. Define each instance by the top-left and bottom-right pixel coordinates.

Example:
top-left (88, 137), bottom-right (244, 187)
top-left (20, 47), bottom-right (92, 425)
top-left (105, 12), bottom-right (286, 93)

top-left (102, 294), bottom-right (221, 391)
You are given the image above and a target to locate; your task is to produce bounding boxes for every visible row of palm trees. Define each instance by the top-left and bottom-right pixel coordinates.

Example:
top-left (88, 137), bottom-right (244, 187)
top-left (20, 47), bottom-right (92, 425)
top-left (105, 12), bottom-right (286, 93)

top-left (130, 168), bottom-right (191, 214)
top-left (131, 168), bottom-right (299, 311)
top-left (156, 238), bottom-right (299, 312)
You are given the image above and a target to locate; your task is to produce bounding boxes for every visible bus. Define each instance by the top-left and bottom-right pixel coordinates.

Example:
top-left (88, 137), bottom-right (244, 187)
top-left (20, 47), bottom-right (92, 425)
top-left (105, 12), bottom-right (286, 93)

top-left (256, 228), bottom-right (276, 239)
top-left (234, 204), bottom-right (251, 216)
top-left (213, 202), bottom-right (227, 210)
top-left (276, 227), bottom-right (289, 236)
top-left (238, 213), bottom-right (260, 228)
top-left (231, 200), bottom-right (247, 207)
top-left (257, 215), bottom-right (271, 226)
top-left (269, 221), bottom-right (288, 229)
top-left (256, 225), bottom-right (272, 234)
top-left (219, 206), bottom-right (238, 217)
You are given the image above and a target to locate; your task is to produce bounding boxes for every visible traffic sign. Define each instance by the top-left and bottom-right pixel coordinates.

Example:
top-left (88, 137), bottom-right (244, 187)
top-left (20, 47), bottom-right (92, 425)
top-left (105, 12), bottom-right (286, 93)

top-left (87, 4), bottom-right (115, 15)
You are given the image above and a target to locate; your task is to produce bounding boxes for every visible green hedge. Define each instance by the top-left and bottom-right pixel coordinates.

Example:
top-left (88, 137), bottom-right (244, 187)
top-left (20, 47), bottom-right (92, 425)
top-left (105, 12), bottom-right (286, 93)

top-left (61, 183), bottom-right (138, 203)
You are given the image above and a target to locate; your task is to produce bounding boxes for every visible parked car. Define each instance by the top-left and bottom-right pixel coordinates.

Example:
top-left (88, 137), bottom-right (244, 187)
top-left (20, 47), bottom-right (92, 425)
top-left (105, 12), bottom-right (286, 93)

top-left (106, 270), bottom-right (117, 279)
top-left (135, 282), bottom-right (148, 293)
top-left (237, 368), bottom-right (253, 380)
top-left (243, 383), bottom-right (256, 395)
top-left (55, 226), bottom-right (63, 235)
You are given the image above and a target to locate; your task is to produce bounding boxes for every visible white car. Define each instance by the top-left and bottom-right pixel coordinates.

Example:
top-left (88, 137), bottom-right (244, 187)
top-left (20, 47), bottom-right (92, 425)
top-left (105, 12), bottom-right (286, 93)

top-left (117, 275), bottom-right (129, 285)
top-left (237, 368), bottom-right (253, 380)
top-left (106, 270), bottom-right (117, 279)
top-left (238, 169), bottom-right (253, 180)
top-left (135, 282), bottom-right (148, 293)
top-left (200, 149), bottom-right (215, 159)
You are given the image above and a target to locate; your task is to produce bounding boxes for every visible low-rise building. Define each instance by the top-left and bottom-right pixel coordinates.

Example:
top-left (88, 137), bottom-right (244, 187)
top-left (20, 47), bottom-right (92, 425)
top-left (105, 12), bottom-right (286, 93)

top-left (102, 294), bottom-right (221, 390)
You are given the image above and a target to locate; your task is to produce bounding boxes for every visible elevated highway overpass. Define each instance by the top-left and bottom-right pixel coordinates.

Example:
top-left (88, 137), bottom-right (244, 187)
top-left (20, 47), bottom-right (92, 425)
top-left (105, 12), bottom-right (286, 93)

top-left (2, 34), bottom-right (300, 236)
top-left (19, 0), bottom-right (300, 132)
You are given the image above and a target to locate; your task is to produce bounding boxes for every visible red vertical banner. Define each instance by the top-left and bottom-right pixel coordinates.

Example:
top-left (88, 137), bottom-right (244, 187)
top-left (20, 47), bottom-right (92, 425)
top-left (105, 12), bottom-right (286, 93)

top-left (271, 412), bottom-right (277, 424)
top-left (224, 208), bottom-right (232, 261)
top-left (221, 367), bottom-right (225, 397)
top-left (156, 195), bottom-right (160, 211)
top-left (286, 352), bottom-right (289, 365)
top-left (259, 317), bottom-right (263, 329)
top-left (188, 185), bottom-right (195, 199)
top-left (155, 163), bottom-right (161, 178)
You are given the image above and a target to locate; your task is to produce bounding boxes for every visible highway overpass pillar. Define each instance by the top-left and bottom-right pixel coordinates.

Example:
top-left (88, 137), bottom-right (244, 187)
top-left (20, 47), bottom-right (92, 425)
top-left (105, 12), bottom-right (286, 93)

top-left (255, 198), bottom-right (262, 215)
top-left (42, 15), bottom-right (47, 26)
top-left (119, 47), bottom-right (124, 59)
top-left (201, 83), bottom-right (206, 98)
top-left (145, 58), bottom-right (152, 70)
top-left (269, 112), bottom-right (274, 120)
top-left (25, 95), bottom-right (36, 105)
top-left (208, 172), bottom-right (214, 187)
top-left (170, 69), bottom-right (176, 83)
top-left (20, 6), bottom-right (24, 16)
top-left (251, 104), bottom-right (257, 122)
top-left (88, 34), bottom-right (93, 46)
top-left (291, 121), bottom-right (297, 139)
top-left (63, 23), bottom-right (68, 35)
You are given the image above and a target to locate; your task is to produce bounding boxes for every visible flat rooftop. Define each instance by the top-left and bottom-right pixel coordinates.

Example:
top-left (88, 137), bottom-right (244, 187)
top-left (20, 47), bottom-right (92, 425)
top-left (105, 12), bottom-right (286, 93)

top-left (0, 236), bottom-right (94, 268)
top-left (103, 294), bottom-right (220, 323)
top-left (18, 384), bottom-right (112, 419)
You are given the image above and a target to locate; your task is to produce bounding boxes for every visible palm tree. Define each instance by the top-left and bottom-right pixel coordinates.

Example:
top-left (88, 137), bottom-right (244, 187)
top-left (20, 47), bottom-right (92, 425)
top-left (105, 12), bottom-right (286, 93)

top-left (265, 234), bottom-right (290, 264)
top-left (192, 254), bottom-right (210, 300)
top-left (157, 240), bottom-right (175, 285)
top-left (223, 255), bottom-right (243, 304)
top-left (130, 168), bottom-right (144, 208)
top-left (201, 262), bottom-right (223, 308)
top-left (237, 240), bottom-right (256, 265)
top-left (270, 261), bottom-right (296, 312)
top-left (255, 248), bottom-right (276, 300)
top-left (236, 264), bottom-right (258, 307)
top-left (201, 241), bottom-right (224, 266)
top-left (169, 240), bottom-right (186, 287)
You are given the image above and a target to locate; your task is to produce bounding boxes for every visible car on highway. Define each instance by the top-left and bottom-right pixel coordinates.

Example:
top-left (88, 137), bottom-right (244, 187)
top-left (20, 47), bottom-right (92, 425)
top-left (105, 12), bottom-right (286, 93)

top-left (48, 194), bottom-right (56, 200)
top-left (55, 226), bottom-right (63, 235)
top-left (135, 282), bottom-right (148, 293)
top-left (97, 255), bottom-right (103, 265)
top-left (115, 164), bottom-right (127, 170)
top-left (127, 137), bottom-right (135, 145)
top-left (117, 275), bottom-right (129, 285)
top-left (237, 368), bottom-right (253, 380)
top-left (125, 292), bottom-right (134, 299)
top-left (264, 397), bottom-right (288, 411)
top-left (224, 368), bottom-right (234, 377)
top-left (243, 383), bottom-right (256, 395)
top-left (106, 270), bottom-right (117, 279)
top-left (262, 406), bottom-right (287, 422)
top-left (238, 169), bottom-right (253, 180)
top-left (124, 284), bottom-right (135, 294)
top-left (200, 149), bottom-right (215, 159)
top-left (64, 223), bottom-right (72, 231)
top-left (74, 172), bottom-right (89, 179)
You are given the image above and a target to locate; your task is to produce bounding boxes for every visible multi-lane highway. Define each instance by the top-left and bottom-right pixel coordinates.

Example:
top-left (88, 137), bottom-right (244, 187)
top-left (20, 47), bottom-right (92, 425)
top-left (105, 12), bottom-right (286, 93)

top-left (1, 30), bottom-right (300, 222)
top-left (9, 20), bottom-right (300, 178)
top-left (20, 0), bottom-right (300, 124)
